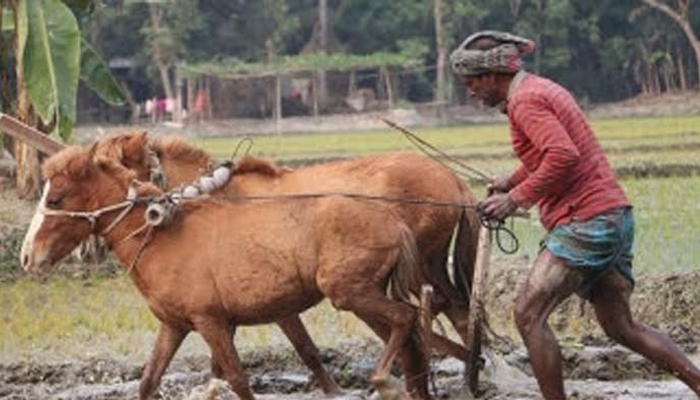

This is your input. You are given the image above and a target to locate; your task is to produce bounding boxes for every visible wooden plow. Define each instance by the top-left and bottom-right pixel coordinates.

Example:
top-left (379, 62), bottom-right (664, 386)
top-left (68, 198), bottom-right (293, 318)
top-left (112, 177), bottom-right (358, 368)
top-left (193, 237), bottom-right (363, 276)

top-left (0, 113), bottom-right (65, 156)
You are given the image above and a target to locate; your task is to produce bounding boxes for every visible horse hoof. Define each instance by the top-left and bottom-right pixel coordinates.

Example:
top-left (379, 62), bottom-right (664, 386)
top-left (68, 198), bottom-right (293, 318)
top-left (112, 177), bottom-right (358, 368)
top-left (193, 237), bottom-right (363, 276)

top-left (370, 375), bottom-right (410, 400)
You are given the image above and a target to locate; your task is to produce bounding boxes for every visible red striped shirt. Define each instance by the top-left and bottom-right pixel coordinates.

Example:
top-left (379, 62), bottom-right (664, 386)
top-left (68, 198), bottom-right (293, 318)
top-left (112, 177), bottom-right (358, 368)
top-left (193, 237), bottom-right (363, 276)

top-left (506, 73), bottom-right (630, 230)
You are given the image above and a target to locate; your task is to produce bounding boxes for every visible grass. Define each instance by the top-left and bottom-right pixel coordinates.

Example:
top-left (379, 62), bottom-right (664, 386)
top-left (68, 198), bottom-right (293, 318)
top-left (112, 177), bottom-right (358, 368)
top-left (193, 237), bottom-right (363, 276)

top-left (500, 176), bottom-right (700, 273)
top-left (195, 115), bottom-right (700, 161)
top-left (0, 275), bottom-right (375, 362)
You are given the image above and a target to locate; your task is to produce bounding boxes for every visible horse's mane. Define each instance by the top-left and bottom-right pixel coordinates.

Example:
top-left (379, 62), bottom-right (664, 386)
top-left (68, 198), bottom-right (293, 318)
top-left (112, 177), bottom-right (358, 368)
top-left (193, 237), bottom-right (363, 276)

top-left (151, 136), bottom-right (287, 178)
top-left (152, 136), bottom-right (213, 166)
top-left (233, 156), bottom-right (289, 178)
top-left (43, 146), bottom-right (91, 179)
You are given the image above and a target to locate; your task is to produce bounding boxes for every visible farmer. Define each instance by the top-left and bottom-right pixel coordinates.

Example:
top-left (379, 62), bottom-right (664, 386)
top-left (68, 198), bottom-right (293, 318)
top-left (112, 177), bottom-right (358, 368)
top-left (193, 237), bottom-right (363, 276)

top-left (450, 30), bottom-right (700, 399)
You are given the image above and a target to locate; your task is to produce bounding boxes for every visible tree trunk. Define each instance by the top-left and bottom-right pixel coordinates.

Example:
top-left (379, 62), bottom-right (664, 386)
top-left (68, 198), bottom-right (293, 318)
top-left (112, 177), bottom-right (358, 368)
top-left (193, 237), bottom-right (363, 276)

top-left (677, 51), bottom-right (688, 91)
top-left (149, 5), bottom-right (174, 100)
top-left (433, 0), bottom-right (446, 103)
top-left (642, 0), bottom-right (700, 90)
top-left (317, 0), bottom-right (328, 107)
top-left (12, 0), bottom-right (40, 199)
top-left (693, 43), bottom-right (700, 90)
top-left (662, 62), bottom-right (673, 92)
top-left (534, 0), bottom-right (544, 74)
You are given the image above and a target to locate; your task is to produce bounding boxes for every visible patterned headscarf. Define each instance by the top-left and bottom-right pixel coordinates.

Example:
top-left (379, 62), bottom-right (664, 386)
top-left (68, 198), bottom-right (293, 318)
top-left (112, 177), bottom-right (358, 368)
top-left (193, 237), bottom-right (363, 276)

top-left (450, 31), bottom-right (536, 77)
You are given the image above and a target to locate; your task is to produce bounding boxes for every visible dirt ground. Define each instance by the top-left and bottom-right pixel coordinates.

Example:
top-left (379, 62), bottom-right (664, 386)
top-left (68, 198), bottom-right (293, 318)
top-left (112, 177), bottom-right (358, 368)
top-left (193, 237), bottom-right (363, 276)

top-left (1, 336), bottom-right (698, 399)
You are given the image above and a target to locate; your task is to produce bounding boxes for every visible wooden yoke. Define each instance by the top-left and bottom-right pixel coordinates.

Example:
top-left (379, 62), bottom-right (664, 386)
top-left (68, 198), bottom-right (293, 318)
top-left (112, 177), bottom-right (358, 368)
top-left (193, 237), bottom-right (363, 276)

top-left (0, 113), bottom-right (65, 155)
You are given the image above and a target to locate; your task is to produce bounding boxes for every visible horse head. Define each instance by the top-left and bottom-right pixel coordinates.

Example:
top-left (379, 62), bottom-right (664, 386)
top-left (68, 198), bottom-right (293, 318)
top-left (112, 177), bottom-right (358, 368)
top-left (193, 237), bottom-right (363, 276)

top-left (20, 144), bottom-right (153, 274)
top-left (93, 131), bottom-right (151, 181)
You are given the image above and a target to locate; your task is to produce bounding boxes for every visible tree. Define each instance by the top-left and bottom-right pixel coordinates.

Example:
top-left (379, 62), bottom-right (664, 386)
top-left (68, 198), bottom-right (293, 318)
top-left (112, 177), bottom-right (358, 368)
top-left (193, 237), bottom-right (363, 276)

top-left (124, 0), bottom-right (200, 100)
top-left (639, 0), bottom-right (700, 90)
top-left (433, 0), bottom-right (446, 103)
top-left (2, 0), bottom-right (126, 198)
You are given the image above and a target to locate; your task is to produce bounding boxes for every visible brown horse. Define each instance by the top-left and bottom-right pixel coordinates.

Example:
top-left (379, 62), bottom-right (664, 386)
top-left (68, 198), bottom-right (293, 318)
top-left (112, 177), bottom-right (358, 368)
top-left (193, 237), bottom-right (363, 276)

top-left (96, 132), bottom-right (478, 360)
top-left (94, 132), bottom-right (481, 355)
top-left (21, 145), bottom-right (436, 400)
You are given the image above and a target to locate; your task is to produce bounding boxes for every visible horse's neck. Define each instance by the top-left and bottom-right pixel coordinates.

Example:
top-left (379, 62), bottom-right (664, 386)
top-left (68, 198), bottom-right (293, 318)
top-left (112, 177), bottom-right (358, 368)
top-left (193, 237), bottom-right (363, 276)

top-left (161, 158), bottom-right (210, 190)
top-left (231, 165), bottom-right (365, 195)
top-left (227, 173), bottom-right (282, 194)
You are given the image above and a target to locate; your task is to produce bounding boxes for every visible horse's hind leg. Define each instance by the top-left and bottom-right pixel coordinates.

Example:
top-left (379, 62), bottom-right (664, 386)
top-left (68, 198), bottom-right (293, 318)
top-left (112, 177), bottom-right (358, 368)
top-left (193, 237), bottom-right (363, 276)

top-left (359, 312), bottom-right (432, 400)
top-left (139, 323), bottom-right (188, 400)
top-left (196, 318), bottom-right (255, 400)
top-left (276, 315), bottom-right (342, 394)
top-left (319, 278), bottom-right (429, 400)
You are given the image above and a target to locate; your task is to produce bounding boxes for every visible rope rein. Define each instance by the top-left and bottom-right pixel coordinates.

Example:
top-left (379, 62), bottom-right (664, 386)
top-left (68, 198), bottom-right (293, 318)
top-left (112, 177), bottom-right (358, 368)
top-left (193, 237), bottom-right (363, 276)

top-left (215, 191), bottom-right (519, 254)
top-left (380, 118), bottom-right (493, 184)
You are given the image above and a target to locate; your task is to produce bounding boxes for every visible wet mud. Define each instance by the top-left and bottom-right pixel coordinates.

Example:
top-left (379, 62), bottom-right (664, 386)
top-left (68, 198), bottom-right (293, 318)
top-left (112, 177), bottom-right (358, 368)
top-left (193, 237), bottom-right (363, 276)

top-left (2, 337), bottom-right (698, 399)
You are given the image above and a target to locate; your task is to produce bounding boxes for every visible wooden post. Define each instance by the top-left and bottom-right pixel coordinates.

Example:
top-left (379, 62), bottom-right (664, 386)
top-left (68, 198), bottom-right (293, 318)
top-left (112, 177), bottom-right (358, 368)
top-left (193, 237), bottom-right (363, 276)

top-left (420, 284), bottom-right (434, 359)
top-left (312, 71), bottom-right (319, 117)
top-left (205, 77), bottom-right (213, 120)
top-left (274, 72), bottom-right (282, 135)
top-left (174, 70), bottom-right (183, 123)
top-left (382, 67), bottom-right (394, 109)
top-left (464, 225), bottom-right (492, 395)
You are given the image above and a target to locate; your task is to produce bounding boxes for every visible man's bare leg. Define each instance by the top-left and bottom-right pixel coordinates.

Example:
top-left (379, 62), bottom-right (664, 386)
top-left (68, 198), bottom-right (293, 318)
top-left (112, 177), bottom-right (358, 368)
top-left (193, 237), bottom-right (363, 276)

top-left (514, 250), bottom-right (582, 400)
top-left (592, 270), bottom-right (700, 395)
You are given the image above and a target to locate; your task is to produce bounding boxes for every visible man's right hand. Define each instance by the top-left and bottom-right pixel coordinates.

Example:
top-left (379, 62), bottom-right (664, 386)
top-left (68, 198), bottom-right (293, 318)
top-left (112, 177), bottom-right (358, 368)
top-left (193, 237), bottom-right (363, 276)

top-left (487, 174), bottom-right (512, 196)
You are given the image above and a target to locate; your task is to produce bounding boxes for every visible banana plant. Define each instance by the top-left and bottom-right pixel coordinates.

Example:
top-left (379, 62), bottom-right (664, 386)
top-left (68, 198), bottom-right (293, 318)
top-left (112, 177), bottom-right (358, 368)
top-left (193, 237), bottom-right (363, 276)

top-left (4, 0), bottom-right (127, 197)
top-left (16, 0), bottom-right (127, 140)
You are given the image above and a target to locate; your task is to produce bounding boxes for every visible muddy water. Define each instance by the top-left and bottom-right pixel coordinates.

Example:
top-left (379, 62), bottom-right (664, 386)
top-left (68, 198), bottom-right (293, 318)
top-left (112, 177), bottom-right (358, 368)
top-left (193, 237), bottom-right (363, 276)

top-left (2, 342), bottom-right (697, 400)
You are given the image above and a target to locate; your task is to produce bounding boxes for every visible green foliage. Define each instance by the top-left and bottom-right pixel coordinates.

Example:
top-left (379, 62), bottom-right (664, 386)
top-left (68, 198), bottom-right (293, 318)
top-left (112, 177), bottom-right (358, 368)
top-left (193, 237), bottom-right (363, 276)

top-left (179, 51), bottom-right (424, 79)
top-left (21, 0), bottom-right (81, 140)
top-left (0, 228), bottom-right (25, 283)
top-left (79, 39), bottom-right (127, 106)
top-left (80, 0), bottom-right (699, 104)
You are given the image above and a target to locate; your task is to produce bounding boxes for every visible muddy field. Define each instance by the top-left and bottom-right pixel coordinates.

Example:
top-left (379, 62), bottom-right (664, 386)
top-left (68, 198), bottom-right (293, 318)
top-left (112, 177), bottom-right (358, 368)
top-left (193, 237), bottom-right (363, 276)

top-left (1, 335), bottom-right (698, 399)
top-left (2, 259), bottom-right (700, 399)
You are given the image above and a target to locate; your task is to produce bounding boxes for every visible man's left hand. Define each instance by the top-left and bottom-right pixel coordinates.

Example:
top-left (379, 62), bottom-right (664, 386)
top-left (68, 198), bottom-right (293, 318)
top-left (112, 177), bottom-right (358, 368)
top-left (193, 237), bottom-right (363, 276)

top-left (480, 193), bottom-right (518, 221)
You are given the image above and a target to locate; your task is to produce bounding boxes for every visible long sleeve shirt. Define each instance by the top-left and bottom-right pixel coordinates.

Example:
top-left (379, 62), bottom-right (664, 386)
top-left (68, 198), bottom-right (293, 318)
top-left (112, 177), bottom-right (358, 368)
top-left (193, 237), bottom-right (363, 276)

top-left (506, 73), bottom-right (630, 230)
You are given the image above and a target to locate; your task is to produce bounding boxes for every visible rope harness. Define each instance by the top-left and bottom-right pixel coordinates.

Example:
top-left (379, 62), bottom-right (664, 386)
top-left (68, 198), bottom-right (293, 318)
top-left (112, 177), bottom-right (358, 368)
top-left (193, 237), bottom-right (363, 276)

top-left (45, 129), bottom-right (520, 277)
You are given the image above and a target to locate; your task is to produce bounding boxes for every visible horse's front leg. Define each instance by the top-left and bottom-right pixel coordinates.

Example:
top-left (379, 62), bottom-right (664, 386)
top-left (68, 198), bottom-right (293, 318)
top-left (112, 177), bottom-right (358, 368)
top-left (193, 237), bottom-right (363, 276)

top-left (211, 322), bottom-right (236, 379)
top-left (276, 314), bottom-right (342, 395)
top-left (139, 323), bottom-right (188, 400)
top-left (196, 318), bottom-right (255, 400)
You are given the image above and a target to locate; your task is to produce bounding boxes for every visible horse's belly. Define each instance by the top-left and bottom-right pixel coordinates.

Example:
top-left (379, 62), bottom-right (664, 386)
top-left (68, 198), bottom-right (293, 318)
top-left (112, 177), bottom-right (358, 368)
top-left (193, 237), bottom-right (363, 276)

top-left (226, 290), bottom-right (323, 324)
top-left (214, 266), bottom-right (322, 324)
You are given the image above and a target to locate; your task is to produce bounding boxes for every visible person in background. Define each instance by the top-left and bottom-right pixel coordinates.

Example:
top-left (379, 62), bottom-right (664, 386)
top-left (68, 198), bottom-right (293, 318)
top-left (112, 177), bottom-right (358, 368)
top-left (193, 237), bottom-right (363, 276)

top-left (449, 30), bottom-right (700, 399)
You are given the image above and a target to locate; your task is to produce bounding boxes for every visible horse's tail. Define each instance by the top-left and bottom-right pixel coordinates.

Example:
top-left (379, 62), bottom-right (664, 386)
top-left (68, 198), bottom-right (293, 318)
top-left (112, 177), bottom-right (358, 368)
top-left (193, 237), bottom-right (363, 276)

top-left (388, 223), bottom-right (423, 304)
top-left (452, 201), bottom-right (480, 308)
top-left (388, 222), bottom-right (429, 356)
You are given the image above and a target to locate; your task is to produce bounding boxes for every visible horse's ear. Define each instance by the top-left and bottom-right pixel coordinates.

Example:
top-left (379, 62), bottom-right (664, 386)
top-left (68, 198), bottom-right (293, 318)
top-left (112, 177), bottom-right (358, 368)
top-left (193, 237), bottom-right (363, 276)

top-left (92, 140), bottom-right (137, 180)
top-left (121, 131), bottom-right (148, 165)
top-left (87, 142), bottom-right (100, 163)
top-left (123, 131), bottom-right (148, 158)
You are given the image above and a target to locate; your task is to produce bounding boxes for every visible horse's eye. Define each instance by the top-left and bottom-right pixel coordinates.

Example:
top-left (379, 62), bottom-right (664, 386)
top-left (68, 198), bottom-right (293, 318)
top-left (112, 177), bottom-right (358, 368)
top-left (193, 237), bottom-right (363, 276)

top-left (46, 198), bottom-right (62, 208)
